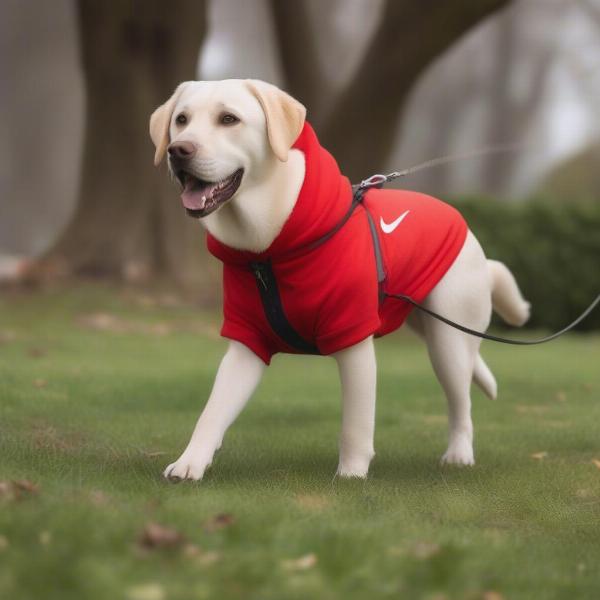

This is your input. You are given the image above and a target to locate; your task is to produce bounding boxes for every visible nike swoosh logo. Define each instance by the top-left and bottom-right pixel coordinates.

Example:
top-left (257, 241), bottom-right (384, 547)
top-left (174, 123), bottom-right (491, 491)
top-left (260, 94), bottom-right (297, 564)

top-left (380, 210), bottom-right (410, 234)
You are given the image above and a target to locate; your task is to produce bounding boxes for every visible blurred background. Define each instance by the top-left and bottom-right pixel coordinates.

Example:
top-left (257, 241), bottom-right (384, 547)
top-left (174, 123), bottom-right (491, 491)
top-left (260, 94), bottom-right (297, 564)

top-left (1, 0), bottom-right (599, 329)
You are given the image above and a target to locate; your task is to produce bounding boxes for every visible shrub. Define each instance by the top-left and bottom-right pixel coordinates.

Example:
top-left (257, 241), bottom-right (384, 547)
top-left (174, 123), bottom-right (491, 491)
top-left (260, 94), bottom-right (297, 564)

top-left (455, 198), bottom-right (600, 331)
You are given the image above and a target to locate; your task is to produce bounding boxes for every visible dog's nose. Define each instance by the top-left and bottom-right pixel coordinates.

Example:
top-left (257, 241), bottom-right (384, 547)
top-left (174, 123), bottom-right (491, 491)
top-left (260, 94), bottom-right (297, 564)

top-left (168, 141), bottom-right (197, 160)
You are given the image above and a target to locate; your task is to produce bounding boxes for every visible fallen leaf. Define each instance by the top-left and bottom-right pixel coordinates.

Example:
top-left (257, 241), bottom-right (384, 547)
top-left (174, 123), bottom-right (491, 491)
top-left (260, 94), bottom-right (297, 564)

top-left (483, 591), bottom-right (505, 600)
top-left (33, 379), bottom-right (47, 389)
top-left (89, 490), bottom-right (111, 506)
top-left (411, 541), bottom-right (441, 560)
top-left (203, 513), bottom-right (235, 532)
top-left (591, 459), bottom-right (600, 470)
top-left (182, 543), bottom-right (221, 566)
top-left (530, 452), bottom-right (548, 460)
top-left (294, 493), bottom-right (330, 511)
top-left (78, 312), bottom-right (178, 337)
top-left (147, 323), bottom-right (172, 336)
top-left (39, 531), bottom-right (52, 545)
top-left (27, 347), bottom-right (47, 358)
top-left (126, 583), bottom-right (165, 600)
top-left (182, 543), bottom-right (203, 558)
top-left (138, 522), bottom-right (185, 550)
top-left (77, 312), bottom-right (128, 333)
top-left (198, 550), bottom-right (221, 566)
top-left (281, 553), bottom-right (317, 571)
top-left (133, 294), bottom-right (158, 308)
top-left (0, 481), bottom-right (12, 499)
top-left (13, 480), bottom-right (40, 496)
top-left (0, 480), bottom-right (40, 501)
top-left (0, 330), bottom-right (17, 343)
top-left (0, 535), bottom-right (8, 551)
top-left (555, 391), bottom-right (567, 402)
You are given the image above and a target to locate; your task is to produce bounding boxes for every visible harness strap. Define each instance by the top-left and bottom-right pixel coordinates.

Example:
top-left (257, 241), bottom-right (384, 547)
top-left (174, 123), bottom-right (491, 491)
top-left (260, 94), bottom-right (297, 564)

top-left (250, 260), bottom-right (320, 354)
top-left (248, 185), bottom-right (381, 354)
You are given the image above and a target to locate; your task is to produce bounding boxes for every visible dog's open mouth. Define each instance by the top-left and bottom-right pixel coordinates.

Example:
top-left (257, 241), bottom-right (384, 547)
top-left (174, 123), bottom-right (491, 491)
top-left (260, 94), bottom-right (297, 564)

top-left (178, 168), bottom-right (244, 218)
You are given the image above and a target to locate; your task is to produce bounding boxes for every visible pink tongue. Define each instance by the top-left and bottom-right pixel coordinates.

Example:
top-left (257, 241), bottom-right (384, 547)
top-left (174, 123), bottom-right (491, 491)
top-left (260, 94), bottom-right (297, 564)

top-left (181, 180), bottom-right (212, 211)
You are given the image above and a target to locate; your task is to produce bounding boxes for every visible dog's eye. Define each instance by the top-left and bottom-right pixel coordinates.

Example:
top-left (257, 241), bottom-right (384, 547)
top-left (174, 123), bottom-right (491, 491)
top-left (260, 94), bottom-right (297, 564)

top-left (220, 113), bottom-right (240, 125)
top-left (175, 113), bottom-right (188, 126)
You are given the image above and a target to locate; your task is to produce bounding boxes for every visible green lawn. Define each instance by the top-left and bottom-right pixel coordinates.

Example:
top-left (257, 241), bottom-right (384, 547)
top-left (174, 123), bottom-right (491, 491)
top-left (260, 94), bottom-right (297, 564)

top-left (1, 284), bottom-right (599, 600)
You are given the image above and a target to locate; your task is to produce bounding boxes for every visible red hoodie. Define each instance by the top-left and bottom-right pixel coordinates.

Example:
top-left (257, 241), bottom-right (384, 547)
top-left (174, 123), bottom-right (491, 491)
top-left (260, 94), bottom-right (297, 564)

top-left (207, 123), bottom-right (467, 364)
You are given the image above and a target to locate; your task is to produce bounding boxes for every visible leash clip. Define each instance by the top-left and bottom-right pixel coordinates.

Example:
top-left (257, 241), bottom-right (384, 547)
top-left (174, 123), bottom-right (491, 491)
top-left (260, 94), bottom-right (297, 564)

top-left (359, 173), bottom-right (388, 189)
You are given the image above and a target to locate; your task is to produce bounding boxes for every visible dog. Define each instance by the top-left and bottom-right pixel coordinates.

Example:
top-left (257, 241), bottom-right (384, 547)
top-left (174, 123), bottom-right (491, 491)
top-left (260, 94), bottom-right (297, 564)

top-left (149, 79), bottom-right (530, 481)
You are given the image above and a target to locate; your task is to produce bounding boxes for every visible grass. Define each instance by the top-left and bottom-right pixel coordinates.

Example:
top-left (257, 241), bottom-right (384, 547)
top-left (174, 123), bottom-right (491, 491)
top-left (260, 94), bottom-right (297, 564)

top-left (1, 283), bottom-right (599, 600)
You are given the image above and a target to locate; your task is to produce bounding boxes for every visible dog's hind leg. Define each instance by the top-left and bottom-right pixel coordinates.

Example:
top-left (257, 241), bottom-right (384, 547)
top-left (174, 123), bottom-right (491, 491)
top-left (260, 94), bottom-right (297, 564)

top-left (420, 231), bottom-right (492, 465)
top-left (473, 354), bottom-right (497, 400)
top-left (407, 311), bottom-right (496, 401)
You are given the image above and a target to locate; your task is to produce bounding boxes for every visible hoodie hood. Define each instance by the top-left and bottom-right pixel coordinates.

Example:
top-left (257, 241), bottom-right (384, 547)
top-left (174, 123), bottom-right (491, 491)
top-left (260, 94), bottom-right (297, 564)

top-left (206, 122), bottom-right (353, 265)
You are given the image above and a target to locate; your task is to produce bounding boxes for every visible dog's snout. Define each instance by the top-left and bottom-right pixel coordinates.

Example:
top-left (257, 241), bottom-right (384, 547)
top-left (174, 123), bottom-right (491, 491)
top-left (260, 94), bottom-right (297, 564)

top-left (168, 141), bottom-right (197, 160)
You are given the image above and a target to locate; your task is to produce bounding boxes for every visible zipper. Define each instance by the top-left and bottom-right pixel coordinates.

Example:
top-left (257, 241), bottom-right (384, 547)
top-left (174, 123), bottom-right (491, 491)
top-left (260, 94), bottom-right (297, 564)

top-left (249, 260), bottom-right (320, 355)
top-left (251, 262), bottom-right (269, 291)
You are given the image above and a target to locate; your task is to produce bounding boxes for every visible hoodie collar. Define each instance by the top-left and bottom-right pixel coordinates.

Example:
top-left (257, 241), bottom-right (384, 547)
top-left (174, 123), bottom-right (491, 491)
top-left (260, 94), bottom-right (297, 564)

top-left (206, 122), bottom-right (352, 265)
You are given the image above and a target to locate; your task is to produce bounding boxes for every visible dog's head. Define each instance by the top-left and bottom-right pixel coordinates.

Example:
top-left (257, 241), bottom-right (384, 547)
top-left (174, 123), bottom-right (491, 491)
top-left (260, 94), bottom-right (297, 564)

top-left (149, 79), bottom-right (306, 219)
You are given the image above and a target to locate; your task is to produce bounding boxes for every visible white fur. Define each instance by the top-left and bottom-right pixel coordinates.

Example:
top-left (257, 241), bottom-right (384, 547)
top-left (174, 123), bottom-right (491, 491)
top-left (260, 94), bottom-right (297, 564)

top-left (166, 80), bottom-right (305, 253)
top-left (156, 80), bottom-right (530, 481)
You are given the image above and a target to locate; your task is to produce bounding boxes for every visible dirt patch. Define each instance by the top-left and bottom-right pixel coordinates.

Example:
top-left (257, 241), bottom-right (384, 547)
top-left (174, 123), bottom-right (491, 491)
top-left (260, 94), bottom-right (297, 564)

top-left (30, 422), bottom-right (86, 453)
top-left (294, 493), bottom-right (331, 512)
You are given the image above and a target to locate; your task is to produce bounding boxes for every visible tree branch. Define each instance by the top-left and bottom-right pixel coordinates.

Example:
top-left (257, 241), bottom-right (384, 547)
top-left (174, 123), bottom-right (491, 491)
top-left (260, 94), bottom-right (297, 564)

top-left (320, 0), bottom-right (511, 180)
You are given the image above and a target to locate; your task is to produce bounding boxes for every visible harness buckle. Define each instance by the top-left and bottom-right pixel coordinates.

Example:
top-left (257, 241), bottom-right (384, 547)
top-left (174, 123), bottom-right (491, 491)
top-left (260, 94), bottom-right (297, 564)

top-left (359, 173), bottom-right (388, 189)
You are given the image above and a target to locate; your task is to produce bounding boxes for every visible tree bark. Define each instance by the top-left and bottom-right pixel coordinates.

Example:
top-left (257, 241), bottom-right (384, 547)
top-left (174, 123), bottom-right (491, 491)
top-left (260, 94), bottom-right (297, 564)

top-left (43, 0), bottom-right (211, 289)
top-left (319, 0), bottom-right (510, 181)
top-left (268, 0), bottom-right (327, 125)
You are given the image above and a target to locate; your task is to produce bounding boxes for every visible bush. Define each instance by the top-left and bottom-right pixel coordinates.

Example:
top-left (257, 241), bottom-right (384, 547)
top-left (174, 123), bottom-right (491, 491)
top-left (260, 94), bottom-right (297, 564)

top-left (455, 198), bottom-right (600, 331)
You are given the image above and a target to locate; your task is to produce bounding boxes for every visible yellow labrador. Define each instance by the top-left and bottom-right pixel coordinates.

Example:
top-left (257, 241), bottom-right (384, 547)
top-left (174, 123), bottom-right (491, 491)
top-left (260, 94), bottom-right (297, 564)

top-left (149, 79), bottom-right (529, 481)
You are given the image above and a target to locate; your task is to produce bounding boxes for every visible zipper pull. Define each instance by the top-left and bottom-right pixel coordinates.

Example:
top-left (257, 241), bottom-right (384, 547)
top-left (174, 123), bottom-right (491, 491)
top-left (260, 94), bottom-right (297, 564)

top-left (251, 262), bottom-right (268, 290)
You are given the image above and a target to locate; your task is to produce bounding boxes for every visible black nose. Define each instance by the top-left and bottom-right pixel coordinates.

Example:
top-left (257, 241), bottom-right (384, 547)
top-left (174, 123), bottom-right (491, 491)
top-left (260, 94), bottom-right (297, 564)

top-left (168, 141), bottom-right (197, 160)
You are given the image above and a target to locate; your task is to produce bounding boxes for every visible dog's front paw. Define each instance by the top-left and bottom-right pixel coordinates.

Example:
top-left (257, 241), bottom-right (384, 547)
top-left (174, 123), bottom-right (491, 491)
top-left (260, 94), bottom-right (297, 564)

top-left (337, 452), bottom-right (373, 479)
top-left (440, 436), bottom-right (475, 466)
top-left (163, 451), bottom-right (211, 482)
top-left (337, 465), bottom-right (369, 479)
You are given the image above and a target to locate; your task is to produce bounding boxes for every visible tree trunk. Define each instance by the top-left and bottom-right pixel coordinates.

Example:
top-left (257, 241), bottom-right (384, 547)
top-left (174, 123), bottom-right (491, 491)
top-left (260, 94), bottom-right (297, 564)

top-left (43, 0), bottom-right (212, 290)
top-left (483, 1), bottom-right (567, 198)
top-left (268, 0), bottom-right (327, 126)
top-left (319, 0), bottom-right (510, 181)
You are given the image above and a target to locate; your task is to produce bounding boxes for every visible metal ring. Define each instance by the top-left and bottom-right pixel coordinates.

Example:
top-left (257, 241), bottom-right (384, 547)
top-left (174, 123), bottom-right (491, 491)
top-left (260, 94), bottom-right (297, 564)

top-left (359, 173), bottom-right (388, 188)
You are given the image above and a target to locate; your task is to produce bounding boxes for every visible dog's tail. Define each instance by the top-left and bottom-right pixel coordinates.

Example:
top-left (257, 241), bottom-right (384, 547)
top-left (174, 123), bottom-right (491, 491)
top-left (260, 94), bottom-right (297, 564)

top-left (487, 259), bottom-right (531, 327)
top-left (472, 260), bottom-right (530, 400)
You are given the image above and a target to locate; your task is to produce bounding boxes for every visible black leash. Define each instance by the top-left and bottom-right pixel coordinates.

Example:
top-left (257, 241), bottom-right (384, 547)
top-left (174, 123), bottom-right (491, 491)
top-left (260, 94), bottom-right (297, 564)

top-left (355, 156), bottom-right (600, 345)
top-left (384, 292), bottom-right (600, 345)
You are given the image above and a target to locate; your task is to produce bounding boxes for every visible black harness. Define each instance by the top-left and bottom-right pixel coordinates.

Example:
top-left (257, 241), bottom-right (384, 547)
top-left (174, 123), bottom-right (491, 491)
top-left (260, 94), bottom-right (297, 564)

top-left (248, 177), bottom-right (600, 354)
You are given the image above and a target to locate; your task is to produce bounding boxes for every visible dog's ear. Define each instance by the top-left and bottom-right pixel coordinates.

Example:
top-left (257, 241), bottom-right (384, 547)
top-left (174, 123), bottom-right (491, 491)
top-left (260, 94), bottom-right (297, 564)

top-left (245, 80), bottom-right (306, 162)
top-left (149, 82), bottom-right (190, 166)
